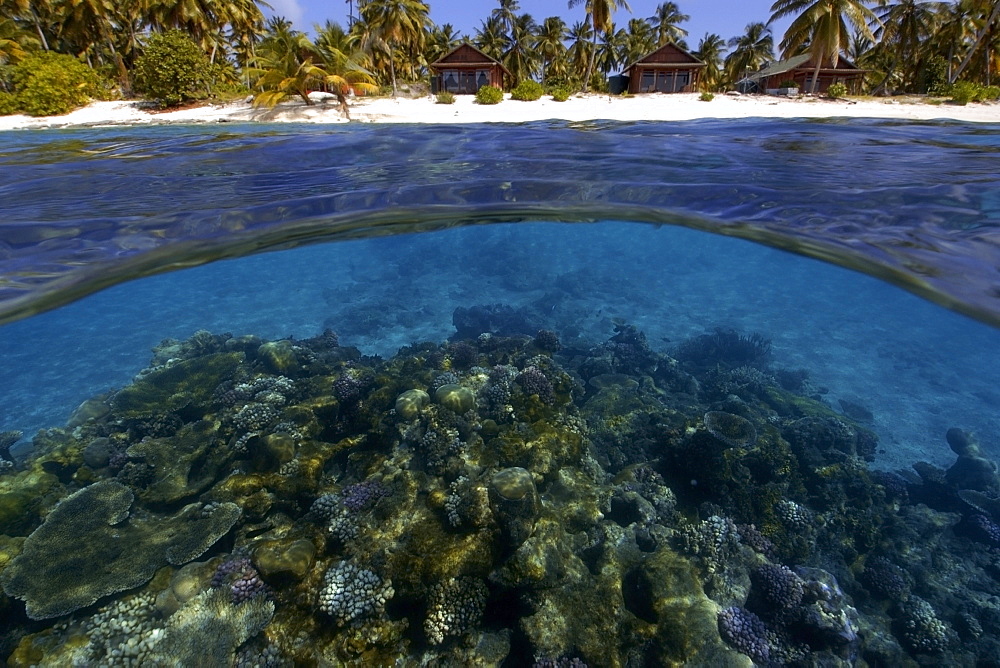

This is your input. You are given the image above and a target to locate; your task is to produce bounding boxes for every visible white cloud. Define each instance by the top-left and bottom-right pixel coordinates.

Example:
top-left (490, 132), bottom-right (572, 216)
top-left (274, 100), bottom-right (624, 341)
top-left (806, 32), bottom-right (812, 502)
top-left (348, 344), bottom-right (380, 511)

top-left (266, 0), bottom-right (305, 26)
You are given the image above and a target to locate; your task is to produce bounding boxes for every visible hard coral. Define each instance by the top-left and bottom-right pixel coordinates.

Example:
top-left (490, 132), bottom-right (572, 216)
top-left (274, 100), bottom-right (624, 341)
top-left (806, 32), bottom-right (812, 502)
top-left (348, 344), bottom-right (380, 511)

top-left (717, 606), bottom-right (770, 664)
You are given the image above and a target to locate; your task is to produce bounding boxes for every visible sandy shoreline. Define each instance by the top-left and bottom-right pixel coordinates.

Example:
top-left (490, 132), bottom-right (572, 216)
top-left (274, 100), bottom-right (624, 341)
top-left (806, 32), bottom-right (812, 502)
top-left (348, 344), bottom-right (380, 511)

top-left (2, 91), bottom-right (999, 130)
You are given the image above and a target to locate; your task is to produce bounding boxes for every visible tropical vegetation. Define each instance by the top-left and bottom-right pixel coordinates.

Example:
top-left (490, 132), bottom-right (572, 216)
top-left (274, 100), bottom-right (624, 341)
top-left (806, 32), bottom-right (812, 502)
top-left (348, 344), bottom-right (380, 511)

top-left (3, 0), bottom-right (1000, 116)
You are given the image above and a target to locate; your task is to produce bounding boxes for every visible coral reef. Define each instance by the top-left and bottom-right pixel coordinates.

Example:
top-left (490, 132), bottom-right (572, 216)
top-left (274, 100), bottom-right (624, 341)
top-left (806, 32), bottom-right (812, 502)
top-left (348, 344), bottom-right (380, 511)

top-left (0, 322), bottom-right (998, 666)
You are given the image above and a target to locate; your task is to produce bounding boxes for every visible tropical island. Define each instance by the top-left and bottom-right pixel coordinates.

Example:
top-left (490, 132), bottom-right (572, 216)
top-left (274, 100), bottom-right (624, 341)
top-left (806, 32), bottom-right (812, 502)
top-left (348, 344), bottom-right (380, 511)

top-left (0, 0), bottom-right (998, 126)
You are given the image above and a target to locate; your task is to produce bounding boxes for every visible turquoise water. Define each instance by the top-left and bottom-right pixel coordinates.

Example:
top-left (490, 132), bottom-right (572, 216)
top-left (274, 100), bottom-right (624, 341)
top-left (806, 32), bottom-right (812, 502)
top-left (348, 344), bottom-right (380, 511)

top-left (1, 120), bottom-right (999, 665)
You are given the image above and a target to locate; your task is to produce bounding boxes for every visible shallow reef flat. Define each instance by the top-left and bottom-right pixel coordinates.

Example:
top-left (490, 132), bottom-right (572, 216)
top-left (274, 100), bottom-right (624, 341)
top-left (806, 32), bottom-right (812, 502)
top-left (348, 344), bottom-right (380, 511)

top-left (0, 319), bottom-right (999, 666)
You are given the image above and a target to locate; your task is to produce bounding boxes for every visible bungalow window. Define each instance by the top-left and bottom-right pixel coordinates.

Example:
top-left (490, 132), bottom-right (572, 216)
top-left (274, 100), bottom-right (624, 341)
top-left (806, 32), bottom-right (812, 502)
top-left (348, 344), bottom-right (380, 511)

top-left (476, 70), bottom-right (489, 90)
top-left (641, 71), bottom-right (655, 93)
top-left (443, 70), bottom-right (459, 92)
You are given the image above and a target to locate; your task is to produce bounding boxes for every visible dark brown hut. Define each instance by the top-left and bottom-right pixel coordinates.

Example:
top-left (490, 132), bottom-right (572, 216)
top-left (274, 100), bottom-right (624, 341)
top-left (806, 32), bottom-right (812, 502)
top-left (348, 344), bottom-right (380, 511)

top-left (623, 43), bottom-right (706, 94)
top-left (429, 43), bottom-right (509, 94)
top-left (749, 53), bottom-right (867, 94)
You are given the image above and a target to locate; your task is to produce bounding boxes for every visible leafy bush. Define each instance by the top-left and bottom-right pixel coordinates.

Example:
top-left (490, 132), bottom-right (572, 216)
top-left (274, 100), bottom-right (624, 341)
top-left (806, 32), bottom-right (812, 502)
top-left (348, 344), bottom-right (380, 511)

top-left (510, 79), bottom-right (543, 101)
top-left (8, 52), bottom-right (104, 116)
top-left (778, 79), bottom-right (798, 89)
top-left (435, 91), bottom-right (455, 104)
top-left (475, 85), bottom-right (503, 105)
top-left (133, 30), bottom-right (212, 107)
top-left (826, 82), bottom-right (847, 99)
top-left (699, 91), bottom-right (714, 101)
top-left (981, 85), bottom-right (1000, 101)
top-left (950, 80), bottom-right (978, 105)
top-left (0, 91), bottom-right (17, 115)
top-left (550, 87), bottom-right (570, 102)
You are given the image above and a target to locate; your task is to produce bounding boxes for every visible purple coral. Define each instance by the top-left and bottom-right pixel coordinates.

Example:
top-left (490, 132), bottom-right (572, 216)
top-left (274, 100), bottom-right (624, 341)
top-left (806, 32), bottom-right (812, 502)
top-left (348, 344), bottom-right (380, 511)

top-left (212, 556), bottom-right (270, 604)
top-left (718, 606), bottom-right (770, 664)
top-left (964, 513), bottom-right (1000, 548)
top-left (750, 563), bottom-right (804, 613)
top-left (533, 329), bottom-right (562, 352)
top-left (859, 556), bottom-right (909, 601)
top-left (516, 366), bottom-right (555, 404)
top-left (341, 480), bottom-right (390, 511)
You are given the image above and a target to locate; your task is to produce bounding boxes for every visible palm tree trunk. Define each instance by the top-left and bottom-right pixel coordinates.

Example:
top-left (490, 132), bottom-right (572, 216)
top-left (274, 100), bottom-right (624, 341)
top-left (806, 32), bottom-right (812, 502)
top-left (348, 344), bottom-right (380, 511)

top-left (810, 58), bottom-right (821, 94)
top-left (582, 31), bottom-right (598, 92)
top-left (951, 0), bottom-right (1000, 82)
top-left (390, 51), bottom-right (397, 97)
top-left (30, 9), bottom-right (49, 51)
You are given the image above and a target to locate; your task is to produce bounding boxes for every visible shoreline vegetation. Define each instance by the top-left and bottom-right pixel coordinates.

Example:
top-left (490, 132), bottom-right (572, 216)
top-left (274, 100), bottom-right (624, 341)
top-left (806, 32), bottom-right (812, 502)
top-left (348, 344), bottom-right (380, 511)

top-left (3, 91), bottom-right (1000, 131)
top-left (5, 0), bottom-right (1000, 132)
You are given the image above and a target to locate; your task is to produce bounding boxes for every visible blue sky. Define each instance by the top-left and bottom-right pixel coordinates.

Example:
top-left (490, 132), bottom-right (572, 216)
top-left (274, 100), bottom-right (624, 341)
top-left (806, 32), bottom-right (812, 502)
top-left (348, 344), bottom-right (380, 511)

top-left (266, 0), bottom-right (791, 55)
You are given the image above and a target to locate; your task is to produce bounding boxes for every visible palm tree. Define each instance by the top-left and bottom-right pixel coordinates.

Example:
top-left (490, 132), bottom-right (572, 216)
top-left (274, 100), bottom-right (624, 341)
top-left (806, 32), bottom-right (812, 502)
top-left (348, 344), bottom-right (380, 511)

top-left (250, 19), bottom-right (375, 115)
top-left (622, 18), bottom-right (656, 65)
top-left (425, 22), bottom-right (461, 65)
top-left (504, 12), bottom-right (538, 84)
top-left (568, 0), bottom-right (632, 91)
top-left (474, 15), bottom-right (509, 60)
top-left (871, 0), bottom-right (944, 92)
top-left (693, 33), bottom-right (726, 90)
top-left (596, 25), bottom-right (627, 76)
top-left (769, 0), bottom-right (879, 93)
top-left (535, 16), bottom-right (568, 82)
top-left (567, 19), bottom-right (594, 85)
top-left (648, 1), bottom-right (689, 46)
top-left (0, 16), bottom-right (37, 67)
top-left (724, 22), bottom-right (774, 84)
top-left (951, 0), bottom-right (1000, 82)
top-left (491, 0), bottom-right (520, 38)
top-left (358, 0), bottom-right (431, 96)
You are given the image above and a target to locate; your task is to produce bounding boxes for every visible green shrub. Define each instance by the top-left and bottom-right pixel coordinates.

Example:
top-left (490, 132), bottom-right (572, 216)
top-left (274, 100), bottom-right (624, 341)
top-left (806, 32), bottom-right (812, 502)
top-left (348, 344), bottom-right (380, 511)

top-left (475, 85), bottom-right (503, 105)
top-left (133, 30), bottom-right (212, 107)
top-left (8, 52), bottom-right (104, 116)
top-left (510, 79), bottom-right (543, 101)
top-left (982, 85), bottom-right (1000, 101)
top-left (0, 91), bottom-right (18, 115)
top-left (550, 87), bottom-right (570, 102)
top-left (435, 91), bottom-right (456, 104)
top-left (778, 79), bottom-right (798, 89)
top-left (826, 82), bottom-right (847, 99)
top-left (699, 91), bottom-right (714, 101)
top-left (950, 80), bottom-right (978, 105)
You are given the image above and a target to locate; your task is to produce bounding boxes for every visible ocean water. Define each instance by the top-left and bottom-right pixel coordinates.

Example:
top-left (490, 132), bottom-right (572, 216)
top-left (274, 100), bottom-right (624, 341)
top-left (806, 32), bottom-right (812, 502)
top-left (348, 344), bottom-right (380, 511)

top-left (1, 120), bottom-right (999, 665)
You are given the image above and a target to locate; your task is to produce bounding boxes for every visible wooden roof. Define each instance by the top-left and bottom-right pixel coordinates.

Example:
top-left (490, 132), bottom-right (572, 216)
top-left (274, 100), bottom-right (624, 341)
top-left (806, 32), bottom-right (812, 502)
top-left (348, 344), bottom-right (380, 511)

top-left (625, 42), bottom-right (705, 72)
top-left (429, 43), bottom-right (511, 75)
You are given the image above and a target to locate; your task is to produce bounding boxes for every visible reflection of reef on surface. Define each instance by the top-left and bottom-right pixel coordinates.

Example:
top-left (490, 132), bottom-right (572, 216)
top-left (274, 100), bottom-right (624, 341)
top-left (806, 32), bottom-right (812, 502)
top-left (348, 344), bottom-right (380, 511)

top-left (0, 319), bottom-right (998, 666)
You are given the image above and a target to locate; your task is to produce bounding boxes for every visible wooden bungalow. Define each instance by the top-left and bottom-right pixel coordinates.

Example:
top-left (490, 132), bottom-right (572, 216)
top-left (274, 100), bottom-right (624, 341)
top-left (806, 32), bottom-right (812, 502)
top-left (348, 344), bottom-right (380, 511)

top-left (747, 53), bottom-right (867, 94)
top-left (429, 43), bottom-right (509, 94)
top-left (622, 43), bottom-right (705, 94)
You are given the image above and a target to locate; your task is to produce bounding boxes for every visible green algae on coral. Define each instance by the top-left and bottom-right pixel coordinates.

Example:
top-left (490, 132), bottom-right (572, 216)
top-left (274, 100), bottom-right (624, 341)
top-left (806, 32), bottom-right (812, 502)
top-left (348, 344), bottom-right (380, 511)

top-left (0, 480), bottom-right (240, 619)
top-left (112, 351), bottom-right (243, 417)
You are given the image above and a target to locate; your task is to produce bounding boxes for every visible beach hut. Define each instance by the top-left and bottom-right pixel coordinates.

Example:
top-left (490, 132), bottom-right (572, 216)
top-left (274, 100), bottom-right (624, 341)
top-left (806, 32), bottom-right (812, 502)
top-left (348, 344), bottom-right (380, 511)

top-left (429, 44), bottom-right (509, 94)
top-left (622, 43), bottom-right (705, 94)
top-left (743, 53), bottom-right (867, 94)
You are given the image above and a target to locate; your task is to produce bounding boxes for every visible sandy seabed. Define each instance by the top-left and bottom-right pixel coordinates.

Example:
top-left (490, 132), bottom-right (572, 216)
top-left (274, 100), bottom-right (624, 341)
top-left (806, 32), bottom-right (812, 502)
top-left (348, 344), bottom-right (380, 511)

top-left (2, 90), bottom-right (1000, 130)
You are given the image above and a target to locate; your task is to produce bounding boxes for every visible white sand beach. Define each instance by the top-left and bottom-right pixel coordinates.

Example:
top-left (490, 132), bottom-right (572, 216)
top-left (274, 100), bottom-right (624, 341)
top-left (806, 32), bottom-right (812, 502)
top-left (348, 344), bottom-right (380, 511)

top-left (2, 90), bottom-right (999, 130)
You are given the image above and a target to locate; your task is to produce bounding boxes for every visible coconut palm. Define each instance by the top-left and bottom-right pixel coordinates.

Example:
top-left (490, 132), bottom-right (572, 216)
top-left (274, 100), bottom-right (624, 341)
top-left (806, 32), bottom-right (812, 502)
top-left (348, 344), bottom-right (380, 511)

top-left (568, 0), bottom-right (632, 91)
top-left (0, 16), bottom-right (38, 66)
top-left (358, 0), bottom-right (431, 96)
top-left (871, 0), bottom-right (944, 92)
top-left (950, 0), bottom-right (1000, 82)
top-left (622, 18), bottom-right (656, 65)
top-left (474, 15), bottom-right (509, 60)
top-left (535, 16), bottom-right (568, 82)
top-left (769, 0), bottom-right (879, 93)
top-left (693, 33), bottom-right (726, 90)
top-left (425, 22), bottom-right (461, 65)
top-left (250, 19), bottom-right (375, 115)
top-left (596, 25), bottom-right (627, 76)
top-left (504, 12), bottom-right (538, 84)
top-left (491, 0), bottom-right (520, 38)
top-left (648, 1), bottom-right (689, 47)
top-left (724, 22), bottom-right (774, 83)
top-left (567, 19), bottom-right (594, 85)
